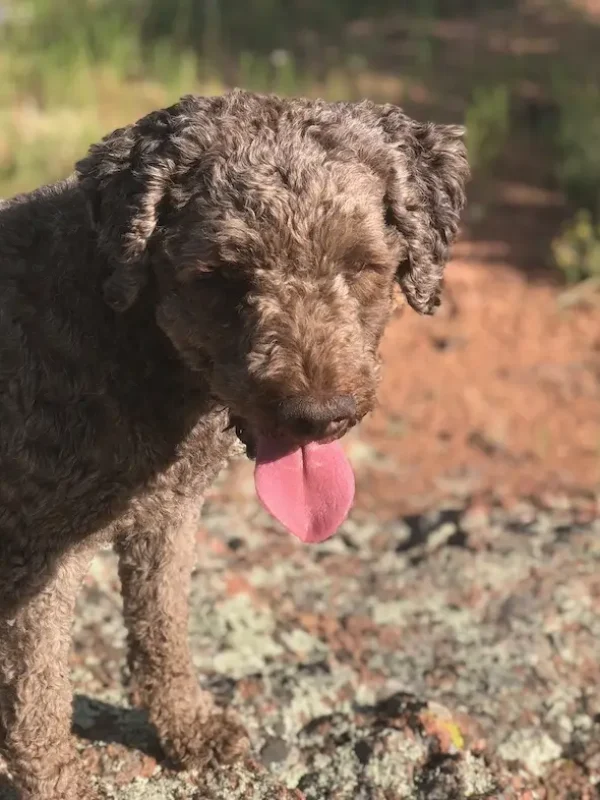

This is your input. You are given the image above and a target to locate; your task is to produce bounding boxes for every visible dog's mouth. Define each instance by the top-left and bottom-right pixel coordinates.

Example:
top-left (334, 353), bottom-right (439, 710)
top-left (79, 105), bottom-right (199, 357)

top-left (225, 412), bottom-right (355, 545)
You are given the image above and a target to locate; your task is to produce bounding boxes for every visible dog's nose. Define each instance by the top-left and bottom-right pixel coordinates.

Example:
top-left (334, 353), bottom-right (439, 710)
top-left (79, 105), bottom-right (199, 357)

top-left (277, 394), bottom-right (357, 441)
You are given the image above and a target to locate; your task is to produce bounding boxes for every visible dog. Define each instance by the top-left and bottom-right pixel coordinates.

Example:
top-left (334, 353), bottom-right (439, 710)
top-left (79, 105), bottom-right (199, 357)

top-left (0, 89), bottom-right (468, 799)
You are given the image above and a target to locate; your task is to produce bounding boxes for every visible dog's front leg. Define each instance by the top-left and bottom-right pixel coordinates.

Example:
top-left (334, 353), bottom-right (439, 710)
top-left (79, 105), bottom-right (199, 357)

top-left (0, 545), bottom-right (98, 800)
top-left (115, 502), bottom-right (250, 770)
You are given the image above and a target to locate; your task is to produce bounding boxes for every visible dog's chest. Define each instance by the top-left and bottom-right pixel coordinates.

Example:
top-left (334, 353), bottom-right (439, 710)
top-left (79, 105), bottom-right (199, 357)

top-left (0, 396), bottom-right (236, 545)
top-left (104, 411), bottom-right (237, 539)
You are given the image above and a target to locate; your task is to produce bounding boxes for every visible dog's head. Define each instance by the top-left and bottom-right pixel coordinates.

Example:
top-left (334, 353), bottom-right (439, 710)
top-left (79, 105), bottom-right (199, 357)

top-left (76, 90), bottom-right (468, 454)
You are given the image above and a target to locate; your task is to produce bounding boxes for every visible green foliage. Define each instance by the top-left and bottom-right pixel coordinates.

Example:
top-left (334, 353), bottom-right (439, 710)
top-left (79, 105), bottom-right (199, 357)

top-left (139, 0), bottom-right (397, 59)
top-left (1, 0), bottom-right (136, 105)
top-left (552, 210), bottom-right (600, 285)
top-left (147, 42), bottom-right (199, 98)
top-left (0, 108), bottom-right (103, 197)
top-left (0, 0), bottom-right (369, 197)
top-left (0, 0), bottom-right (585, 205)
top-left (2, 0), bottom-right (520, 104)
top-left (554, 81), bottom-right (600, 216)
top-left (465, 84), bottom-right (510, 173)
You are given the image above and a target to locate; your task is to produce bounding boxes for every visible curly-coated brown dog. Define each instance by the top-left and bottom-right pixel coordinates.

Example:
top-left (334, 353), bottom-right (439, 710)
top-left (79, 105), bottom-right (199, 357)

top-left (0, 90), bottom-right (468, 799)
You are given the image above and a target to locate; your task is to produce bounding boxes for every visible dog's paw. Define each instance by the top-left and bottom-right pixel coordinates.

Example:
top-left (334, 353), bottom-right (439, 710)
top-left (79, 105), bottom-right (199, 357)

top-left (164, 707), bottom-right (251, 770)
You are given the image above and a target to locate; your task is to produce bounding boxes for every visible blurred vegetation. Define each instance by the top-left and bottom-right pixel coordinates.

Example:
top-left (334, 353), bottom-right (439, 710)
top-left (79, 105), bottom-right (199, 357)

top-left (553, 210), bottom-right (600, 285)
top-left (553, 81), bottom-right (600, 216)
top-left (550, 79), bottom-right (600, 284)
top-left (465, 84), bottom-right (510, 174)
top-left (1, 0), bottom-right (600, 282)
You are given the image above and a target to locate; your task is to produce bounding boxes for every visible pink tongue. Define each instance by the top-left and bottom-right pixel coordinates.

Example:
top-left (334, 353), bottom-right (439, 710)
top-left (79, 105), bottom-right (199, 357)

top-left (254, 438), bottom-right (355, 543)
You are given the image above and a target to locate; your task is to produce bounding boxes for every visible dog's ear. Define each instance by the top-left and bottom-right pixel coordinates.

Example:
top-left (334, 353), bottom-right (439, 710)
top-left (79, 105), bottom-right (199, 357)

top-left (76, 97), bottom-right (212, 312)
top-left (378, 106), bottom-right (469, 315)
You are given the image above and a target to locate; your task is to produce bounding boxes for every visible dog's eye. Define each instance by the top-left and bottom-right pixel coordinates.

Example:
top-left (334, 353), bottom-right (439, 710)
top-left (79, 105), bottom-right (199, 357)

top-left (190, 270), bottom-right (221, 285)
top-left (185, 267), bottom-right (237, 287)
top-left (193, 268), bottom-right (250, 306)
top-left (178, 264), bottom-right (217, 284)
top-left (179, 263), bottom-right (250, 307)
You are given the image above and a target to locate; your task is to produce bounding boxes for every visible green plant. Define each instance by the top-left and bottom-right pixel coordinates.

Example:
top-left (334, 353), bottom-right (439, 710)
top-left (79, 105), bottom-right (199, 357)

top-left (271, 50), bottom-right (301, 97)
top-left (0, 107), bottom-right (103, 197)
top-left (148, 41), bottom-right (198, 97)
top-left (0, 0), bottom-right (139, 105)
top-left (554, 81), bottom-right (600, 216)
top-left (552, 209), bottom-right (600, 286)
top-left (465, 84), bottom-right (510, 174)
top-left (238, 52), bottom-right (270, 93)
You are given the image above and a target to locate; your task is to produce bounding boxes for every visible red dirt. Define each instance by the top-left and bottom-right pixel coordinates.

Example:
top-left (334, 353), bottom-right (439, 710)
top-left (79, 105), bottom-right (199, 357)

top-left (349, 198), bottom-right (600, 514)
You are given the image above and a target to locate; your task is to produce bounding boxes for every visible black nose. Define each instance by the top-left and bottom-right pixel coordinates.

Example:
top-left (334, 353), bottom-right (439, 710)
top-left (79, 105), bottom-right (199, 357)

top-left (277, 394), bottom-right (357, 440)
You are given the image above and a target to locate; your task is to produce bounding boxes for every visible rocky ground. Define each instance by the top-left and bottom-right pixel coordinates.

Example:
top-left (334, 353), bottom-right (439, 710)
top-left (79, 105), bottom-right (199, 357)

top-left (1, 453), bottom-right (599, 799)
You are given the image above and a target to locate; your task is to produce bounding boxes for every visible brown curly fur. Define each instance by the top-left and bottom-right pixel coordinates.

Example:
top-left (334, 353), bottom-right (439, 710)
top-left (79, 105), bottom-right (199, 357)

top-left (0, 90), bottom-right (468, 799)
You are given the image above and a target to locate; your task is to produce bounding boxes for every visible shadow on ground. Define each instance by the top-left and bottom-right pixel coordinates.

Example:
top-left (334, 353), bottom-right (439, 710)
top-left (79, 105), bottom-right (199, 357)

top-left (72, 695), bottom-right (162, 759)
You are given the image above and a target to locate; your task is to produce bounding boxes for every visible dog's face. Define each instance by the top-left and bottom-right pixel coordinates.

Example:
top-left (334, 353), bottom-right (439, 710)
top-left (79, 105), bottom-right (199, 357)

top-left (77, 91), bottom-right (468, 453)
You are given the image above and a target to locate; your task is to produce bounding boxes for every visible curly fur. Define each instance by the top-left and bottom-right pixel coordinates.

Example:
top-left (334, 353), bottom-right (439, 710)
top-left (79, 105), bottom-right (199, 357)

top-left (0, 90), bottom-right (468, 799)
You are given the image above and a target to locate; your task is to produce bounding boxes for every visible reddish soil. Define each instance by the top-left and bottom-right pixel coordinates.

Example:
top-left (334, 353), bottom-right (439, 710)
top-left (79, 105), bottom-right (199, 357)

top-left (359, 255), bottom-right (600, 514)
top-left (352, 181), bottom-right (600, 517)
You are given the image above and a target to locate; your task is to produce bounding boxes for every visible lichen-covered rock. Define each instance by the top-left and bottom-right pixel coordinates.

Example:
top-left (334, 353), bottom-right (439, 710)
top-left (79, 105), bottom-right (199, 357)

top-left (1, 476), bottom-right (599, 798)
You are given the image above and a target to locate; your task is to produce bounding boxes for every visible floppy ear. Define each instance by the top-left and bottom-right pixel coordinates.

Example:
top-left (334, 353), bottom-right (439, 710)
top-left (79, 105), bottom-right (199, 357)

top-left (379, 107), bottom-right (469, 314)
top-left (75, 97), bottom-right (212, 311)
